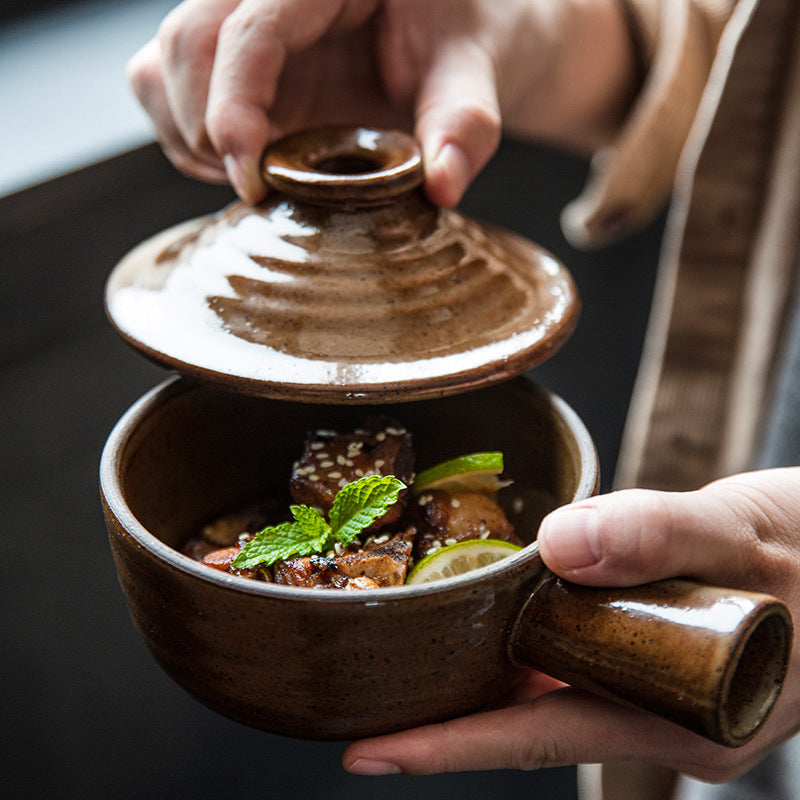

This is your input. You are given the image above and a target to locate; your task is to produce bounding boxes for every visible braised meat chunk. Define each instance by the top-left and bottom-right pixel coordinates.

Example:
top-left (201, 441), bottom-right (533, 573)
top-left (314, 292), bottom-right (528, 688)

top-left (201, 543), bottom-right (268, 581)
top-left (289, 416), bottom-right (414, 529)
top-left (274, 527), bottom-right (416, 589)
top-left (185, 417), bottom-right (522, 590)
top-left (413, 490), bottom-right (522, 559)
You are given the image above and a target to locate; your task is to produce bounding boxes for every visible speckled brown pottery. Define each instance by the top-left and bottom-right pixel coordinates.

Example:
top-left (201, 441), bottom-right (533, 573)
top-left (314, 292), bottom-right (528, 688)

top-left (101, 376), bottom-right (791, 747)
top-left (104, 127), bottom-right (580, 403)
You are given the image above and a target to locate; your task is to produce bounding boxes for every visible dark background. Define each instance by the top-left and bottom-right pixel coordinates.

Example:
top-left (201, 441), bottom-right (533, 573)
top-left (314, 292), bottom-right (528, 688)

top-left (0, 137), bottom-right (663, 799)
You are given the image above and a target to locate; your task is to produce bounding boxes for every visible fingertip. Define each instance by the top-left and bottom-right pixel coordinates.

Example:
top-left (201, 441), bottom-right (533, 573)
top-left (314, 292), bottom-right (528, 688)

top-left (223, 153), bottom-right (266, 204)
top-left (343, 757), bottom-right (402, 776)
top-left (538, 505), bottom-right (602, 577)
top-left (423, 142), bottom-right (471, 207)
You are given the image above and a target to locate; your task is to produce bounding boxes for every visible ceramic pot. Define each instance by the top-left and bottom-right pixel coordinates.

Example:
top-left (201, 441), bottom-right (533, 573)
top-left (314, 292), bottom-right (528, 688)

top-left (104, 127), bottom-right (579, 403)
top-left (101, 376), bottom-right (790, 747)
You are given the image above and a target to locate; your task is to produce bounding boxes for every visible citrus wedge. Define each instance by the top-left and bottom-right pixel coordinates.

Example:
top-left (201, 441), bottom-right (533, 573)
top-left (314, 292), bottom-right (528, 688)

top-left (412, 452), bottom-right (511, 495)
top-left (405, 539), bottom-right (523, 585)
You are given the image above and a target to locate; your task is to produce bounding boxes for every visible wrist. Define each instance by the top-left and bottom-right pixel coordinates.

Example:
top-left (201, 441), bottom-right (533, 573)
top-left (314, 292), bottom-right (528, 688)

top-left (503, 0), bottom-right (641, 151)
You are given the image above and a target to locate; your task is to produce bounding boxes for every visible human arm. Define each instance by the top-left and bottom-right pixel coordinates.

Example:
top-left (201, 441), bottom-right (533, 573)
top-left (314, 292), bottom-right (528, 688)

top-left (342, 468), bottom-right (800, 782)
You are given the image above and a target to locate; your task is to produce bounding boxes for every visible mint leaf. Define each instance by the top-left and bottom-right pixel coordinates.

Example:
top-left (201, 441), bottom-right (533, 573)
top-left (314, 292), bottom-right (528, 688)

top-left (232, 520), bottom-right (332, 569)
top-left (290, 504), bottom-right (330, 537)
top-left (328, 475), bottom-right (406, 546)
top-left (230, 475), bottom-right (407, 570)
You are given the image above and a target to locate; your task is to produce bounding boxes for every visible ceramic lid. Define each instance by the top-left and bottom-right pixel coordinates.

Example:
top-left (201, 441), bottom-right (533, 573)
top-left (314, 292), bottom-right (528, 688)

top-left (105, 127), bottom-right (579, 403)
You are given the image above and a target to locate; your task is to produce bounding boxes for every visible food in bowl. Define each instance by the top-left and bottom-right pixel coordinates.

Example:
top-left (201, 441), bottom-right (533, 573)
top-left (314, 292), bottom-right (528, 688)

top-left (182, 415), bottom-right (523, 588)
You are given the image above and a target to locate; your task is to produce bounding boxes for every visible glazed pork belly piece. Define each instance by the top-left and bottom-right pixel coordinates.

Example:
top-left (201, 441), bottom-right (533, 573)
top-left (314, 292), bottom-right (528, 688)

top-left (413, 489), bottom-right (523, 559)
top-left (274, 527), bottom-right (416, 589)
top-left (289, 416), bottom-right (414, 528)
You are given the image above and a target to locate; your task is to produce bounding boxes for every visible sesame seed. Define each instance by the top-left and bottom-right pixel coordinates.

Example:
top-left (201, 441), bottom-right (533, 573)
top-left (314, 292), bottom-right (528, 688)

top-left (480, 530), bottom-right (490, 539)
top-left (329, 471), bottom-right (342, 479)
top-left (315, 451), bottom-right (328, 460)
top-left (450, 498), bottom-right (461, 508)
top-left (355, 469), bottom-right (364, 477)
top-left (336, 455), bottom-right (347, 465)
top-left (309, 473), bottom-right (320, 481)
top-left (444, 537), bottom-right (457, 546)
top-left (334, 542), bottom-right (344, 555)
top-left (319, 460), bottom-right (334, 468)
top-left (338, 478), bottom-right (348, 488)
top-left (310, 442), bottom-right (324, 450)
top-left (315, 429), bottom-right (337, 437)
top-left (373, 534), bottom-right (390, 544)
top-left (385, 426), bottom-right (405, 436)
top-left (374, 459), bottom-right (385, 469)
top-left (512, 497), bottom-right (524, 514)
top-left (418, 494), bottom-right (432, 506)
top-left (376, 432), bottom-right (386, 441)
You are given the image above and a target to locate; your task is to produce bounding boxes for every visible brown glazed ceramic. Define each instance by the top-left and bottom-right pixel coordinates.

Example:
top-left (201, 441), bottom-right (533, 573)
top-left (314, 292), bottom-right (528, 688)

top-left (104, 127), bottom-right (579, 403)
top-left (100, 376), bottom-right (791, 746)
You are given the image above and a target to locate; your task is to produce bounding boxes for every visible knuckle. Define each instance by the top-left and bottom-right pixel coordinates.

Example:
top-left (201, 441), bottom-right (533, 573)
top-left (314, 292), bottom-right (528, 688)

top-left (709, 476), bottom-right (800, 591)
top-left (217, 6), bottom-right (278, 45)
top-left (597, 489), bottom-right (676, 571)
top-left (513, 733), bottom-right (576, 771)
top-left (158, 8), bottom-right (219, 66)
top-left (126, 43), bottom-right (161, 99)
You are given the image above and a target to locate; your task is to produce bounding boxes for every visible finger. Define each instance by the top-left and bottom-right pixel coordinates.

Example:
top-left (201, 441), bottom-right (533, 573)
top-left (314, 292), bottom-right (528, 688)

top-left (413, 39), bottom-right (502, 208)
top-left (342, 687), bottom-right (761, 782)
top-left (156, 0), bottom-right (239, 164)
top-left (127, 38), bottom-right (228, 183)
top-left (537, 470), bottom-right (800, 590)
top-left (205, 0), bottom-right (379, 202)
top-left (505, 669), bottom-right (568, 704)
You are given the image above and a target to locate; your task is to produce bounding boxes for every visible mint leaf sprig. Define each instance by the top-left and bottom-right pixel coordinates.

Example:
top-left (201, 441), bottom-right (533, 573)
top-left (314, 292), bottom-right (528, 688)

top-left (232, 474), bottom-right (406, 570)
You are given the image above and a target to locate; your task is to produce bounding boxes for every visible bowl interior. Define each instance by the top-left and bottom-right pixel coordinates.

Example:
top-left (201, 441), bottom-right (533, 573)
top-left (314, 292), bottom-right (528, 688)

top-left (109, 376), bottom-right (595, 558)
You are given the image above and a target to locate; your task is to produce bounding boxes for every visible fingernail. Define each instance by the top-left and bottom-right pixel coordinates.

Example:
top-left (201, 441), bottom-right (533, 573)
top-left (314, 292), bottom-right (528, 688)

top-left (223, 153), bottom-right (264, 204)
top-left (539, 506), bottom-right (601, 571)
top-left (430, 142), bottom-right (470, 206)
top-left (346, 758), bottom-right (402, 776)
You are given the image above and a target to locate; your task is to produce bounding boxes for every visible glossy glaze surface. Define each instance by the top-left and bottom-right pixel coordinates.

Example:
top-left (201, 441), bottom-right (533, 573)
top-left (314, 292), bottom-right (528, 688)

top-left (510, 575), bottom-right (791, 746)
top-left (101, 377), bottom-right (790, 745)
top-left (105, 128), bottom-right (579, 402)
top-left (101, 376), bottom-right (596, 738)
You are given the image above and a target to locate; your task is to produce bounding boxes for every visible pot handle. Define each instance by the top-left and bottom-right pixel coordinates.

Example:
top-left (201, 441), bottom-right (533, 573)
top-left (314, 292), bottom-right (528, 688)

top-left (508, 574), bottom-right (792, 747)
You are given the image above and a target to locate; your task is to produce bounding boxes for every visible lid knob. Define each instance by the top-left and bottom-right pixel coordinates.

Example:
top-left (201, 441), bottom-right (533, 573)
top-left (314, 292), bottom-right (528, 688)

top-left (262, 127), bottom-right (423, 208)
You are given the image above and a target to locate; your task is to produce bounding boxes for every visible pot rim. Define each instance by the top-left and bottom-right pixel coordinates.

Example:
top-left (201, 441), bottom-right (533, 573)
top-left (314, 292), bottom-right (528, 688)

top-left (100, 375), bottom-right (598, 603)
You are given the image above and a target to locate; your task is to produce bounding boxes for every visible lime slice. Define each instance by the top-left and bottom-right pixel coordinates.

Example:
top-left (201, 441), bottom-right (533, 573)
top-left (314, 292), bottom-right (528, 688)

top-left (405, 539), bottom-right (522, 585)
top-left (412, 452), bottom-right (511, 495)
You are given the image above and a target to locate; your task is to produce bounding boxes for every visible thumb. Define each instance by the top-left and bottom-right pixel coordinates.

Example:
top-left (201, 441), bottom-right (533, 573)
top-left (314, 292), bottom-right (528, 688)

top-left (536, 474), bottom-right (795, 589)
top-left (413, 40), bottom-right (502, 208)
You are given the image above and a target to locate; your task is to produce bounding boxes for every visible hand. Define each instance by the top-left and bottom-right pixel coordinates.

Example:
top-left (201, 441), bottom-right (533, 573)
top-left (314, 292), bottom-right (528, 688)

top-left (342, 468), bottom-right (800, 782)
top-left (127, 0), bottom-right (636, 205)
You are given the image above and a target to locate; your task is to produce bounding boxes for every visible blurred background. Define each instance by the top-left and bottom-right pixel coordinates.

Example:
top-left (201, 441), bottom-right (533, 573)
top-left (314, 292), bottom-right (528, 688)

top-left (1, 2), bottom-right (665, 798)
